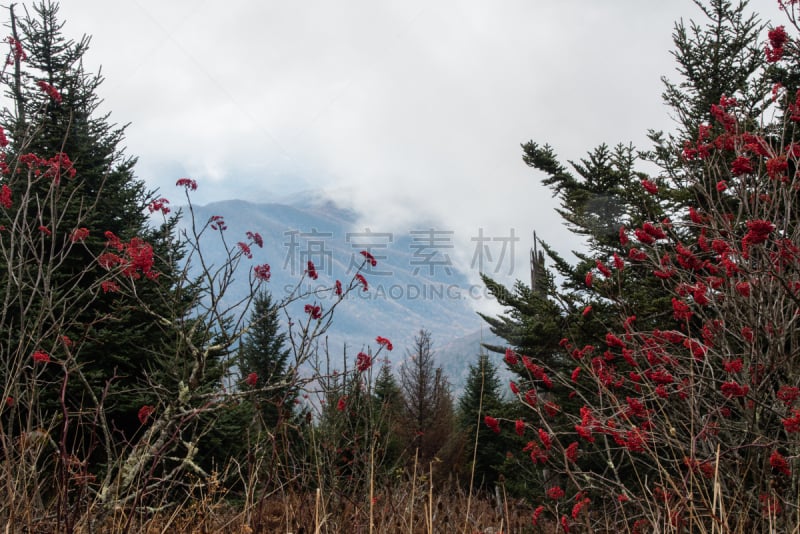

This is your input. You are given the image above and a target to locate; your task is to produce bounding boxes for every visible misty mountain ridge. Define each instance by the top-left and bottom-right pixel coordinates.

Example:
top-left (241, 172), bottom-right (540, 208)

top-left (177, 192), bottom-right (510, 395)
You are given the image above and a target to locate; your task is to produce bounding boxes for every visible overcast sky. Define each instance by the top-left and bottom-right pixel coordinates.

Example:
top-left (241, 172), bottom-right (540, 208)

top-left (44, 0), bottom-right (780, 308)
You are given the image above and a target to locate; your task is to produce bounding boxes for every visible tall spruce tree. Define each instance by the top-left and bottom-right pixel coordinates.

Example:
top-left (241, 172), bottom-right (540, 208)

top-left (206, 289), bottom-right (297, 478)
top-left (660, 0), bottom-right (767, 140)
top-left (481, 0), bottom-right (768, 402)
top-left (457, 353), bottom-right (506, 490)
top-left (480, 0), bottom-right (769, 496)
top-left (483, 0), bottom-right (768, 355)
top-left (0, 0), bottom-right (197, 467)
top-left (649, 0), bottom-right (768, 210)
top-left (237, 289), bottom-right (293, 426)
top-left (374, 360), bottom-right (402, 407)
top-left (371, 361), bottom-right (405, 469)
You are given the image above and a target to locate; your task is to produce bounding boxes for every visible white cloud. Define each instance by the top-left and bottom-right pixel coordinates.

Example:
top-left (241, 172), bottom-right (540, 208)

top-left (44, 0), bottom-right (782, 301)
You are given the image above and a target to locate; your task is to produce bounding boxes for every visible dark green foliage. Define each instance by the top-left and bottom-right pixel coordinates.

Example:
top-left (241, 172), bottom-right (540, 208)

top-left (374, 360), bottom-right (402, 407)
top-left (526, 143), bottom-right (649, 254)
top-left (205, 289), bottom-right (301, 483)
top-left (648, 0), bottom-right (768, 203)
top-left (516, 143), bottom-right (673, 337)
top-left (236, 289), bottom-right (294, 427)
top-left (480, 0), bottom-right (769, 499)
top-left (457, 353), bottom-right (505, 489)
top-left (372, 361), bottom-right (405, 469)
top-left (660, 0), bottom-right (767, 140)
top-left (479, 274), bottom-right (564, 361)
top-left (0, 1), bottom-right (204, 477)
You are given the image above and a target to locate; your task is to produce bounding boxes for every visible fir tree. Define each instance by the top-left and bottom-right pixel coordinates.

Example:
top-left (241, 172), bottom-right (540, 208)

top-left (480, 0), bottom-right (769, 495)
top-left (374, 360), bottom-right (402, 408)
top-left (660, 0), bottom-right (767, 140)
top-left (237, 289), bottom-right (293, 427)
top-left (207, 289), bottom-right (299, 480)
top-left (0, 5), bottom-right (233, 499)
top-left (482, 0), bottom-right (768, 407)
top-left (0, 1), bottom-right (190, 443)
top-left (371, 361), bottom-right (405, 469)
top-left (457, 353), bottom-right (505, 489)
top-left (649, 0), bottom-right (768, 210)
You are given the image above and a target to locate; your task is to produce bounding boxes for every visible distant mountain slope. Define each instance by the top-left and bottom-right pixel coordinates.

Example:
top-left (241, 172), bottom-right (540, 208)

top-left (177, 195), bottom-right (505, 394)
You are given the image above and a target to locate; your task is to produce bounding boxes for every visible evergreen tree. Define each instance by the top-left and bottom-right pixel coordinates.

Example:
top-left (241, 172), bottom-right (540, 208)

top-left (457, 353), bottom-right (506, 489)
top-left (659, 0), bottom-right (767, 141)
top-left (0, 1), bottom-right (191, 446)
top-left (649, 0), bottom-right (768, 212)
top-left (237, 289), bottom-right (293, 427)
top-left (0, 6), bottom-right (243, 508)
top-left (205, 289), bottom-right (299, 483)
top-left (374, 360), bottom-right (402, 407)
top-left (480, 0), bottom-right (769, 498)
top-left (371, 361), bottom-right (404, 469)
